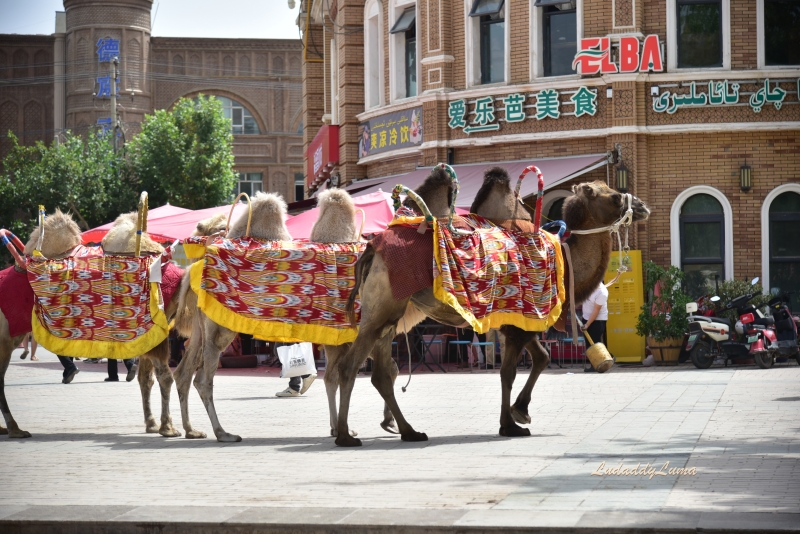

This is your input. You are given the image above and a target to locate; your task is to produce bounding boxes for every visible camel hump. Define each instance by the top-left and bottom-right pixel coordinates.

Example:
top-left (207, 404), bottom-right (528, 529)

top-left (23, 208), bottom-right (82, 258)
top-left (101, 212), bottom-right (164, 255)
top-left (310, 189), bottom-right (359, 243)
top-left (193, 213), bottom-right (227, 237)
top-left (229, 191), bottom-right (292, 241)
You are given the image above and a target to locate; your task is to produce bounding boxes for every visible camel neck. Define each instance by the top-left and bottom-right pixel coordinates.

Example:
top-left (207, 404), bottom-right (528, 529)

top-left (566, 229), bottom-right (612, 304)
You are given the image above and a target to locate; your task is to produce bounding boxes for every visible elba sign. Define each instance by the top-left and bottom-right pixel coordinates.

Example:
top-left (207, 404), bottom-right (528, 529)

top-left (572, 35), bottom-right (663, 75)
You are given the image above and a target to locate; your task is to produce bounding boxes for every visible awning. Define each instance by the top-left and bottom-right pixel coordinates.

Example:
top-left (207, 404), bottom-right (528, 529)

top-left (343, 153), bottom-right (608, 208)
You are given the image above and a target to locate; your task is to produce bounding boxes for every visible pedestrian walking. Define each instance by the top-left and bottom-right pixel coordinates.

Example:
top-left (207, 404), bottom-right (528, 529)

top-left (106, 358), bottom-right (137, 382)
top-left (58, 356), bottom-right (80, 384)
top-left (18, 333), bottom-right (39, 361)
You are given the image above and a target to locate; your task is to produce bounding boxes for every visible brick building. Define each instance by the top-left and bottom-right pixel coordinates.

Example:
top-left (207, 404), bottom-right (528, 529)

top-left (301, 0), bottom-right (800, 300)
top-left (0, 0), bottom-right (305, 202)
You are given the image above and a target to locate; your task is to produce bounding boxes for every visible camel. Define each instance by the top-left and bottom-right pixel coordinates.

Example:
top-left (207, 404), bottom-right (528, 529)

top-left (0, 210), bottom-right (83, 438)
top-left (100, 211), bottom-right (227, 437)
top-left (333, 169), bottom-right (651, 446)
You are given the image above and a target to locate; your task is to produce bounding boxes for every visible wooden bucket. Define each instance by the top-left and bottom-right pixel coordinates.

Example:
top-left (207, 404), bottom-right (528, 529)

top-left (584, 331), bottom-right (614, 373)
top-left (647, 337), bottom-right (682, 366)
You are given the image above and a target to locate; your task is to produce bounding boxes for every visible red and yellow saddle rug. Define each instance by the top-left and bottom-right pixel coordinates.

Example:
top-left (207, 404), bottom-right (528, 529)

top-left (390, 212), bottom-right (565, 334)
top-left (185, 237), bottom-right (366, 346)
top-left (27, 250), bottom-right (169, 359)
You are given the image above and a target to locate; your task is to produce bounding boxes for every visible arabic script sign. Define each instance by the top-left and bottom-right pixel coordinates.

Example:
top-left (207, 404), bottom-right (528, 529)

top-left (358, 107), bottom-right (423, 159)
top-left (573, 35), bottom-right (663, 75)
top-left (653, 78), bottom-right (797, 114)
top-left (447, 87), bottom-right (598, 134)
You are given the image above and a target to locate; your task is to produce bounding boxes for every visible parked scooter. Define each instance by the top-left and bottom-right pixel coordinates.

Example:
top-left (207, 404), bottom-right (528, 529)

top-left (685, 277), bottom-right (771, 369)
top-left (760, 291), bottom-right (800, 368)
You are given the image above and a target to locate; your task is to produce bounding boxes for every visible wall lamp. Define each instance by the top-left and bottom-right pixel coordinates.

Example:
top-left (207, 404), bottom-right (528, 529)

top-left (740, 160), bottom-right (752, 193)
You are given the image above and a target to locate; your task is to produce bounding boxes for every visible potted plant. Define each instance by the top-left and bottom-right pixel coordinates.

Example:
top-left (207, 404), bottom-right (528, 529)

top-left (636, 262), bottom-right (693, 365)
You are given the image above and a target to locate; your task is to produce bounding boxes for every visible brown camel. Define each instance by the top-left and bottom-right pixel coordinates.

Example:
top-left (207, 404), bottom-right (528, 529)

top-left (0, 210), bottom-right (83, 438)
top-left (334, 169), bottom-right (650, 446)
top-left (100, 211), bottom-right (227, 437)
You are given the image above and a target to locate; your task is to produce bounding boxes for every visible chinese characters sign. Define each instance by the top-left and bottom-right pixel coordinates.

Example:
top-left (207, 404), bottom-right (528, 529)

top-left (652, 79), bottom-right (797, 114)
top-left (448, 87), bottom-right (597, 134)
top-left (358, 107), bottom-right (423, 159)
top-left (96, 38), bottom-right (119, 62)
top-left (573, 35), bottom-right (663, 74)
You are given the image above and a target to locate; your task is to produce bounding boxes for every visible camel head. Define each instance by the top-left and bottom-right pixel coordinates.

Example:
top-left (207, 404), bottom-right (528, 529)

top-left (310, 188), bottom-right (360, 243)
top-left (23, 209), bottom-right (82, 259)
top-left (101, 212), bottom-right (165, 255)
top-left (563, 181), bottom-right (650, 231)
top-left (229, 191), bottom-right (291, 241)
top-left (469, 166), bottom-right (532, 221)
top-left (403, 166), bottom-right (454, 219)
top-left (192, 213), bottom-right (227, 237)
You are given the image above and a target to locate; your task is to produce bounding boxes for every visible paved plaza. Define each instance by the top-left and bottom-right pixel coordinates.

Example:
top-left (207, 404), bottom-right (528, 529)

top-left (1, 347), bottom-right (799, 532)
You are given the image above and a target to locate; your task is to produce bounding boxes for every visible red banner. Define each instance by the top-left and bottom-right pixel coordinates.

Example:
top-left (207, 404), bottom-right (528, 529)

top-left (306, 125), bottom-right (339, 191)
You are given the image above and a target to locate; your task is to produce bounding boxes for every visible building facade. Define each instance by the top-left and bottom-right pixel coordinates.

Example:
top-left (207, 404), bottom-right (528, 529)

top-left (1, 0), bottom-right (304, 202)
top-left (301, 0), bottom-right (800, 300)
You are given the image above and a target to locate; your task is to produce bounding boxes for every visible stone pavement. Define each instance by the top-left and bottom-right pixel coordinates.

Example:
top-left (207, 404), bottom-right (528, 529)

top-left (1, 347), bottom-right (799, 533)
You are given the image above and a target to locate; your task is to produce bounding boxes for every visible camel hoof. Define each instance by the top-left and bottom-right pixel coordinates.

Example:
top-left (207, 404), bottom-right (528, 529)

top-left (9, 429), bottom-right (32, 439)
top-left (510, 406), bottom-right (531, 425)
top-left (330, 429), bottom-right (358, 437)
top-left (159, 427), bottom-right (182, 438)
top-left (185, 430), bottom-right (207, 439)
top-left (145, 425), bottom-right (160, 433)
top-left (335, 434), bottom-right (362, 447)
top-left (217, 432), bottom-right (242, 443)
top-left (400, 431), bottom-right (428, 442)
top-left (499, 425), bottom-right (531, 437)
top-left (380, 420), bottom-right (399, 435)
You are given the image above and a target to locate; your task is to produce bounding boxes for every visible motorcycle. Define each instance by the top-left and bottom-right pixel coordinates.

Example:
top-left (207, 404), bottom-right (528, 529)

top-left (760, 291), bottom-right (800, 368)
top-left (685, 277), bottom-right (772, 369)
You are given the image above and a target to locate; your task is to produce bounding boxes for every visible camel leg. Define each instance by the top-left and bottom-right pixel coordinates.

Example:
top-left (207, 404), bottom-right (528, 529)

top-left (137, 356), bottom-right (159, 433)
top-left (193, 319), bottom-right (240, 442)
top-left (379, 356), bottom-right (399, 435)
top-left (150, 341), bottom-right (180, 437)
top-left (0, 330), bottom-right (30, 438)
top-left (174, 324), bottom-right (207, 439)
top-left (511, 334), bottom-right (551, 426)
top-left (370, 330), bottom-right (426, 442)
top-left (498, 327), bottom-right (534, 437)
top-left (323, 344), bottom-right (357, 438)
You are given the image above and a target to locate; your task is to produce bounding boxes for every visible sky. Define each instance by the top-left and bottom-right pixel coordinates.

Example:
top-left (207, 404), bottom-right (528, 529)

top-left (0, 0), bottom-right (301, 40)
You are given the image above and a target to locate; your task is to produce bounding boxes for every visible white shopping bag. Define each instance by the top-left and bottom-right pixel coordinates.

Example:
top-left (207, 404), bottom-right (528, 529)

top-left (277, 342), bottom-right (317, 378)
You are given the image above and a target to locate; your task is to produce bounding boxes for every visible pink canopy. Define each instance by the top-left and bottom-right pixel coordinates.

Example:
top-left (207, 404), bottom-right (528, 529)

top-left (140, 203), bottom-right (256, 242)
top-left (81, 204), bottom-right (191, 244)
top-left (286, 190), bottom-right (469, 239)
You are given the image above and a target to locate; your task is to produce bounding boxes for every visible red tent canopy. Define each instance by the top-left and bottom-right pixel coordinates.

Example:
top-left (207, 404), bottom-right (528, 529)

top-left (141, 203), bottom-right (259, 242)
top-left (81, 204), bottom-right (192, 244)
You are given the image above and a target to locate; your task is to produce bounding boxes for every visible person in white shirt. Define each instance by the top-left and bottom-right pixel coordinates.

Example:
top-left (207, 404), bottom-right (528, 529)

top-left (581, 273), bottom-right (621, 372)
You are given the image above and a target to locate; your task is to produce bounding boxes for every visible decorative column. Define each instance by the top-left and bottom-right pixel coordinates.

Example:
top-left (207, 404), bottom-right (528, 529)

top-left (53, 12), bottom-right (66, 142)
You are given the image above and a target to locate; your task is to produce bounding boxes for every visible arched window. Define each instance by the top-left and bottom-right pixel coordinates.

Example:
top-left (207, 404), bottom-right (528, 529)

top-left (680, 194), bottom-right (725, 297)
top-left (213, 96), bottom-right (261, 134)
top-left (389, 0), bottom-right (417, 101)
top-left (364, 0), bottom-right (383, 109)
top-left (540, 189), bottom-right (571, 226)
top-left (768, 191), bottom-right (800, 309)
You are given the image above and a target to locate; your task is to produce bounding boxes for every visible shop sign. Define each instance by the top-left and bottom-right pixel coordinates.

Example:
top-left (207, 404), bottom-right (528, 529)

top-left (447, 87), bottom-right (597, 134)
top-left (358, 107), bottom-right (423, 159)
top-left (573, 35), bottom-right (663, 74)
top-left (96, 38), bottom-right (119, 62)
top-left (306, 124), bottom-right (339, 190)
top-left (652, 78), bottom-right (797, 114)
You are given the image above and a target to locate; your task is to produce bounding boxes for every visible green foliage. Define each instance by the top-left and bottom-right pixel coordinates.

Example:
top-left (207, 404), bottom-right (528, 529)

top-left (129, 95), bottom-right (236, 209)
top-left (635, 261), bottom-right (694, 342)
top-left (712, 278), bottom-right (770, 324)
top-left (0, 131), bottom-right (137, 265)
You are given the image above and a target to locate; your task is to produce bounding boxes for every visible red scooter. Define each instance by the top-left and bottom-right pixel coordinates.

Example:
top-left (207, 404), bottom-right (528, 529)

top-left (759, 291), bottom-right (800, 368)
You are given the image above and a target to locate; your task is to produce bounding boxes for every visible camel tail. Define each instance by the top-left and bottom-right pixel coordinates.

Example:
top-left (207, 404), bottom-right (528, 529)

top-left (346, 245), bottom-right (375, 327)
top-left (172, 270), bottom-right (196, 338)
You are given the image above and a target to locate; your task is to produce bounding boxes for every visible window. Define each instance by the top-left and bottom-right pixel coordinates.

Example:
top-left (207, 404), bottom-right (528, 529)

top-left (212, 96), bottom-right (261, 134)
top-left (768, 191), bottom-right (800, 310)
top-left (539, 0), bottom-right (577, 77)
top-left (390, 6), bottom-right (417, 98)
top-left (234, 172), bottom-right (263, 197)
top-left (470, 0), bottom-right (505, 84)
top-left (365, 0), bottom-right (382, 108)
top-left (764, 0), bottom-right (800, 66)
top-left (295, 172), bottom-right (305, 201)
top-left (677, 0), bottom-right (722, 68)
top-left (680, 194), bottom-right (724, 297)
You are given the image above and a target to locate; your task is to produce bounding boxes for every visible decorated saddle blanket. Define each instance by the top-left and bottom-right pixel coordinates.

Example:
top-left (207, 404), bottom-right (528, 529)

top-left (184, 236), bottom-right (366, 346)
top-left (26, 250), bottom-right (169, 359)
top-left (0, 266), bottom-right (35, 338)
top-left (160, 261), bottom-right (184, 308)
top-left (377, 209), bottom-right (565, 334)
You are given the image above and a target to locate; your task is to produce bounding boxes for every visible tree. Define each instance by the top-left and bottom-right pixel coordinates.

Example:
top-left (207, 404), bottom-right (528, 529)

top-left (0, 130), bottom-right (137, 247)
top-left (129, 95), bottom-right (236, 209)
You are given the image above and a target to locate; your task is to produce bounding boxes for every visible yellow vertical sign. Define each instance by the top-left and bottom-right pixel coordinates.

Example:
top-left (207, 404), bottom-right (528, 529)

top-left (604, 250), bottom-right (645, 362)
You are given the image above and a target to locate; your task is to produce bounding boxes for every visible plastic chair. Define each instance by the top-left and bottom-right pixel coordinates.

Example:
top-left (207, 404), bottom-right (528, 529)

top-left (447, 340), bottom-right (471, 366)
top-left (472, 341), bottom-right (496, 370)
